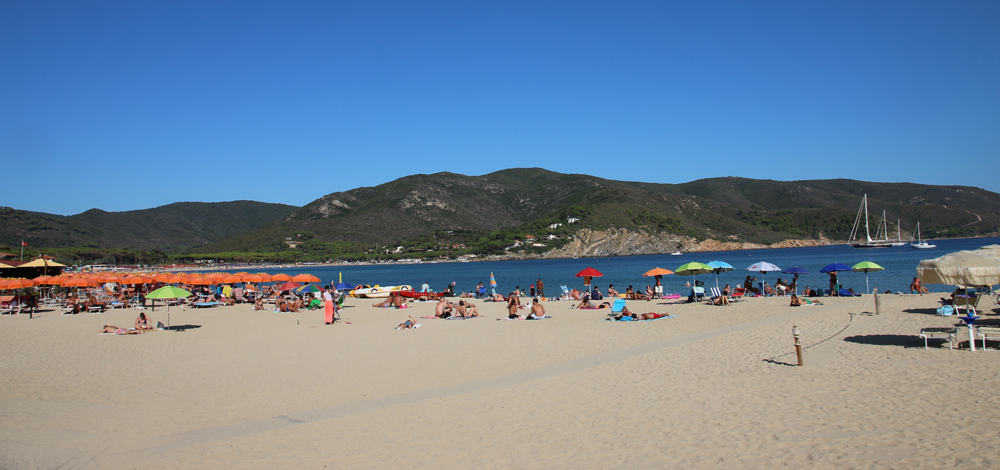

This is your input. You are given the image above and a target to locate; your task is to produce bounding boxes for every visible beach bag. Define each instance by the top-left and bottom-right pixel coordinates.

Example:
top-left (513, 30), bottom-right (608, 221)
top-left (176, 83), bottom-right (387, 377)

top-left (936, 305), bottom-right (954, 316)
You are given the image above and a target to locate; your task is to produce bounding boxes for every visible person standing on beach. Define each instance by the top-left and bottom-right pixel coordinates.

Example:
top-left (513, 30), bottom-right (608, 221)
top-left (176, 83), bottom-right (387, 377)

top-left (536, 278), bottom-right (544, 298)
top-left (323, 287), bottom-right (335, 325)
top-left (829, 271), bottom-right (838, 296)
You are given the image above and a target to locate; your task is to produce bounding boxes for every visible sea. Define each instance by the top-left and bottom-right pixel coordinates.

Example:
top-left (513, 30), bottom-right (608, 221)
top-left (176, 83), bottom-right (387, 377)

top-left (220, 237), bottom-right (1000, 295)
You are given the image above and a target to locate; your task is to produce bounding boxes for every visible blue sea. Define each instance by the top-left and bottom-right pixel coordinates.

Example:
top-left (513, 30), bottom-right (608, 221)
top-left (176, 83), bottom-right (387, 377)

top-left (225, 237), bottom-right (1000, 295)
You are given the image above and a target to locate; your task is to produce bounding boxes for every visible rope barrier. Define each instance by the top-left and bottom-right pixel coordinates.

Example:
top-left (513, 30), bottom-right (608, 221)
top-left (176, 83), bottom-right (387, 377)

top-left (764, 312), bottom-right (855, 363)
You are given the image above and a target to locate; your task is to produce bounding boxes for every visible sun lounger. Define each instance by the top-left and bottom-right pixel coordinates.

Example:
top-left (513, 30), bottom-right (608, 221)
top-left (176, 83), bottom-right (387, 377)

top-left (952, 293), bottom-right (983, 316)
top-left (919, 327), bottom-right (957, 349)
top-left (975, 326), bottom-right (1000, 350)
top-left (88, 305), bottom-right (105, 314)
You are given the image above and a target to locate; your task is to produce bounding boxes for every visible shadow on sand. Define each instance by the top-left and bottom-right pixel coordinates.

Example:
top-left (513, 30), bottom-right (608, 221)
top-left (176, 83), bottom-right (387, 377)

top-left (164, 324), bottom-right (202, 332)
top-left (843, 334), bottom-right (921, 348)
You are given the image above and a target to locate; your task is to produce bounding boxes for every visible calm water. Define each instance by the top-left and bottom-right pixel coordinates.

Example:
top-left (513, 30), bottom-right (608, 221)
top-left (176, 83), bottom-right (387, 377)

top-left (226, 237), bottom-right (1000, 295)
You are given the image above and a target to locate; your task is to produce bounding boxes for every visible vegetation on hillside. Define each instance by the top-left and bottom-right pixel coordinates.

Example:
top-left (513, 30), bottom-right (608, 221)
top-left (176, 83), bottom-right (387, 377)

top-left (4, 169), bottom-right (999, 264)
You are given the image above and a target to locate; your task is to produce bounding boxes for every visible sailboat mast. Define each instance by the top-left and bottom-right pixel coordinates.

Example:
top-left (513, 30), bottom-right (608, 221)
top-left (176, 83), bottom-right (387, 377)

top-left (863, 194), bottom-right (872, 242)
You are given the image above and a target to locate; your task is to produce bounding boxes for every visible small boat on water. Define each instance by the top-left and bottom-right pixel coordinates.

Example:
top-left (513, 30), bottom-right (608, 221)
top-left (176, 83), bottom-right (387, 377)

top-left (670, 251), bottom-right (683, 256)
top-left (910, 222), bottom-right (936, 249)
top-left (351, 285), bottom-right (413, 298)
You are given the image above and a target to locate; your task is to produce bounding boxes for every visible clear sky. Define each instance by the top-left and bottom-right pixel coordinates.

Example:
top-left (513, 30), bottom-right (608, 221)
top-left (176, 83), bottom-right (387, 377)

top-left (2, 1), bottom-right (998, 215)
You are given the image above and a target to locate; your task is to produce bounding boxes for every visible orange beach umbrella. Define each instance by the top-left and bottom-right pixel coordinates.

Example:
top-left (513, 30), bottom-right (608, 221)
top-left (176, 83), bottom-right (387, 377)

top-left (292, 273), bottom-right (320, 283)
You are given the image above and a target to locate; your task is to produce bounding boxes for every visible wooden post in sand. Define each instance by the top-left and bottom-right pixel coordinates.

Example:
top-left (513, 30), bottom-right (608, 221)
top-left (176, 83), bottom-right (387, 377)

top-left (792, 325), bottom-right (803, 366)
top-left (873, 288), bottom-right (880, 315)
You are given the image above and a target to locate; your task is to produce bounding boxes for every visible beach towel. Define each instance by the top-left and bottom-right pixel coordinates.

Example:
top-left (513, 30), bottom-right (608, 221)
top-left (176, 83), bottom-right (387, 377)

top-left (606, 314), bottom-right (673, 322)
top-left (663, 294), bottom-right (681, 299)
top-left (192, 302), bottom-right (220, 308)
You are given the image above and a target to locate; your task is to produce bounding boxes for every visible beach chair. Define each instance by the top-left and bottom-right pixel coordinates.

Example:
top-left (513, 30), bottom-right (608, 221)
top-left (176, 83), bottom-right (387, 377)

top-left (709, 286), bottom-right (721, 299)
top-left (919, 327), bottom-right (957, 350)
top-left (608, 298), bottom-right (626, 318)
top-left (692, 286), bottom-right (705, 301)
top-left (953, 292), bottom-right (983, 316)
top-left (559, 285), bottom-right (569, 299)
top-left (975, 326), bottom-right (1000, 350)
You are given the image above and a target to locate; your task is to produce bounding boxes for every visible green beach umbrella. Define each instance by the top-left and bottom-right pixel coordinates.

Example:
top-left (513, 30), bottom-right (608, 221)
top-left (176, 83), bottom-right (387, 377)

top-left (851, 261), bottom-right (884, 293)
top-left (676, 262), bottom-right (713, 296)
top-left (146, 285), bottom-right (192, 327)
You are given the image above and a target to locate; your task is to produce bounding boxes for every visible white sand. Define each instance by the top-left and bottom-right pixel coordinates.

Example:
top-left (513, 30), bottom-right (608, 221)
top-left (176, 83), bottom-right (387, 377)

top-left (1, 294), bottom-right (998, 469)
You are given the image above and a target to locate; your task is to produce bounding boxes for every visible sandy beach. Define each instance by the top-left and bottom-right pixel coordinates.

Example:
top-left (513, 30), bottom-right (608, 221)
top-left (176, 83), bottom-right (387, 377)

top-left (1, 293), bottom-right (998, 469)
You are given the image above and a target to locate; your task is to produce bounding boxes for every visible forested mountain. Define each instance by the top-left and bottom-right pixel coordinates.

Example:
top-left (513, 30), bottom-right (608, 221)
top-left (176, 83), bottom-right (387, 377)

top-left (5, 169), bottom-right (999, 262)
top-left (204, 169), bottom-right (1000, 255)
top-left (0, 201), bottom-right (296, 251)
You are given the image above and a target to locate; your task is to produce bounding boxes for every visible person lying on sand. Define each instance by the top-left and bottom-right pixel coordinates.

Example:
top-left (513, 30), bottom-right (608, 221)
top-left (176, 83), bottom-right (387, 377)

top-left (575, 295), bottom-right (592, 309)
top-left (395, 315), bottom-right (418, 329)
top-left (789, 294), bottom-right (802, 307)
top-left (456, 300), bottom-right (479, 318)
top-left (526, 298), bottom-right (546, 320)
top-left (373, 292), bottom-right (406, 309)
top-left (101, 325), bottom-right (141, 335)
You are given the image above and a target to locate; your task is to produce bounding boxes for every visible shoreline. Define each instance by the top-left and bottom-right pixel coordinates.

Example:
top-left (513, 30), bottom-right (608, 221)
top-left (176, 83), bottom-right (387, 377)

top-left (154, 235), bottom-right (998, 273)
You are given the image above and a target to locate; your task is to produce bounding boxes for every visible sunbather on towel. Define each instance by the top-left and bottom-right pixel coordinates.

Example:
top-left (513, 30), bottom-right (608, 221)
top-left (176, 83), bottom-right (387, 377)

top-left (435, 298), bottom-right (454, 318)
top-left (507, 294), bottom-right (521, 317)
top-left (135, 312), bottom-right (153, 331)
top-left (526, 298), bottom-right (546, 319)
top-left (456, 300), bottom-right (479, 318)
top-left (101, 325), bottom-right (141, 335)
top-left (790, 294), bottom-right (802, 307)
top-left (396, 315), bottom-right (418, 329)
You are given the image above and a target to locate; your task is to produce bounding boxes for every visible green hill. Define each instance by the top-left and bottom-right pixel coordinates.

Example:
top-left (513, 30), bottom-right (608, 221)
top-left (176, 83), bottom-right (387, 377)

top-left (202, 169), bottom-right (1000, 257)
top-left (6, 169), bottom-right (999, 263)
top-left (0, 201), bottom-right (296, 251)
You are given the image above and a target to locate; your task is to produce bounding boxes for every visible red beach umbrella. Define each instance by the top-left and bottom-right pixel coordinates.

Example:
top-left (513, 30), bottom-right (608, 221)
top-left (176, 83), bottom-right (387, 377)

top-left (575, 267), bottom-right (604, 278)
top-left (575, 267), bottom-right (603, 292)
top-left (278, 281), bottom-right (302, 291)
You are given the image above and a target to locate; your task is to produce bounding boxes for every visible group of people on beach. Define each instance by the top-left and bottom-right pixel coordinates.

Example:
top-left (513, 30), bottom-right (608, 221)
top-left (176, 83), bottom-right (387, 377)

top-left (434, 298), bottom-right (480, 318)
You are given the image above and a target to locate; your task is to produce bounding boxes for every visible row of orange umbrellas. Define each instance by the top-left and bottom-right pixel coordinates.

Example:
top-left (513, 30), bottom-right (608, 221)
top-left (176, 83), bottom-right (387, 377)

top-left (0, 272), bottom-right (322, 289)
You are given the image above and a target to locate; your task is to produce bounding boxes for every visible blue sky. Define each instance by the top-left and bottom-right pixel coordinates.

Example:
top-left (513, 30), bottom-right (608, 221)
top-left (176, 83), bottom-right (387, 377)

top-left (2, 1), bottom-right (998, 215)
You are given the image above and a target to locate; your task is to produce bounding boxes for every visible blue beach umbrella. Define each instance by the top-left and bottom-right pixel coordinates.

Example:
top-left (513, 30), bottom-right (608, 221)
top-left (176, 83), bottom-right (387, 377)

top-left (820, 263), bottom-right (852, 294)
top-left (707, 261), bottom-right (734, 291)
top-left (819, 263), bottom-right (851, 273)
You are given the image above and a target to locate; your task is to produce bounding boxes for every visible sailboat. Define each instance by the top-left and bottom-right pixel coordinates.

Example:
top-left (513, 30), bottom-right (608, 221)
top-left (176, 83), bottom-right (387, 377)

top-left (910, 222), bottom-right (936, 249)
top-left (849, 194), bottom-right (893, 248)
top-left (890, 218), bottom-right (907, 246)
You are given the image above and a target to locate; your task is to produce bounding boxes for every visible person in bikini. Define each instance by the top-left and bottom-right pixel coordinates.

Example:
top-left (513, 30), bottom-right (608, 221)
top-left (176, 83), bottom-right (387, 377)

top-left (507, 292), bottom-right (521, 318)
top-left (134, 312), bottom-right (153, 331)
top-left (101, 325), bottom-right (141, 335)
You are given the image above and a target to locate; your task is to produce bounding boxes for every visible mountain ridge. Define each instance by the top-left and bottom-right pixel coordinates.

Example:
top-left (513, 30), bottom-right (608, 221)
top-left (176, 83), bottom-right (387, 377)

top-left (4, 169), bottom-right (999, 263)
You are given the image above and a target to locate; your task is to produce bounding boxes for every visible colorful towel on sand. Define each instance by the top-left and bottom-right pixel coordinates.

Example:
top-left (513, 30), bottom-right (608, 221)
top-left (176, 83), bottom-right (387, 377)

top-left (606, 314), bottom-right (673, 322)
